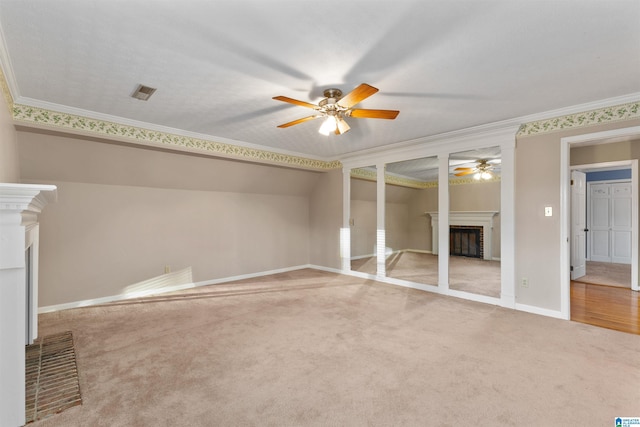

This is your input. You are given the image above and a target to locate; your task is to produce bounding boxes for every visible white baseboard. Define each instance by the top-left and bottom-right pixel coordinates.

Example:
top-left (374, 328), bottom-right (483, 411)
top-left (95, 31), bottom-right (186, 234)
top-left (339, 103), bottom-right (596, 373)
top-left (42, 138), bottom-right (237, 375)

top-left (38, 264), bottom-right (312, 313)
top-left (350, 253), bottom-right (374, 260)
top-left (514, 303), bottom-right (566, 320)
top-left (38, 281), bottom-right (197, 314)
top-left (39, 263), bottom-right (570, 324)
top-left (307, 264), bottom-right (343, 274)
top-left (403, 249), bottom-right (433, 254)
top-left (350, 249), bottom-right (433, 261)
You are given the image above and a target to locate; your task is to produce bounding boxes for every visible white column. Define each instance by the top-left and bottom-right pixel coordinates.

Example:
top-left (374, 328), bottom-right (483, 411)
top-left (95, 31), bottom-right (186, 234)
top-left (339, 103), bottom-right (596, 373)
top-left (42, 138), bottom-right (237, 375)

top-left (500, 143), bottom-right (516, 308)
top-left (438, 155), bottom-right (450, 290)
top-left (0, 184), bottom-right (56, 427)
top-left (376, 164), bottom-right (386, 277)
top-left (341, 168), bottom-right (351, 271)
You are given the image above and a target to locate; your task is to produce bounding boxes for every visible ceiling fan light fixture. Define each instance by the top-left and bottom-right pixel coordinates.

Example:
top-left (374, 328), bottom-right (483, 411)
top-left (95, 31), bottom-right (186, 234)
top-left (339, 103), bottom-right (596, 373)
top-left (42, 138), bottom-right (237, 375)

top-left (336, 117), bottom-right (350, 134)
top-left (474, 171), bottom-right (493, 180)
top-left (318, 115), bottom-right (337, 135)
top-left (273, 83), bottom-right (399, 135)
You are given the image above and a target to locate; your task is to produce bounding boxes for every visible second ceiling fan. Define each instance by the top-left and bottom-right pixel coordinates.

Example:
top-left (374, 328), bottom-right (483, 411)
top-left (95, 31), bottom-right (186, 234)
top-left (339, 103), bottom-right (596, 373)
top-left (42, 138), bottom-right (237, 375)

top-left (273, 83), bottom-right (399, 135)
top-left (453, 159), bottom-right (501, 180)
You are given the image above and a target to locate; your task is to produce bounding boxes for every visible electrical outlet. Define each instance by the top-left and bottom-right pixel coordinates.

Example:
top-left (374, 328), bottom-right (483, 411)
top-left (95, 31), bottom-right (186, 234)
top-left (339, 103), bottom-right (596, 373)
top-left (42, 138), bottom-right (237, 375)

top-left (521, 277), bottom-right (529, 288)
top-left (164, 265), bottom-right (171, 274)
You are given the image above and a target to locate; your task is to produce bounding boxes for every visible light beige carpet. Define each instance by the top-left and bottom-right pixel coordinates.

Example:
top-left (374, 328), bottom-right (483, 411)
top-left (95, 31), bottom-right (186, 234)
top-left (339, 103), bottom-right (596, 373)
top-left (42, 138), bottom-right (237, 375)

top-left (352, 251), bottom-right (501, 297)
top-left (33, 269), bottom-right (639, 426)
top-left (574, 261), bottom-right (631, 288)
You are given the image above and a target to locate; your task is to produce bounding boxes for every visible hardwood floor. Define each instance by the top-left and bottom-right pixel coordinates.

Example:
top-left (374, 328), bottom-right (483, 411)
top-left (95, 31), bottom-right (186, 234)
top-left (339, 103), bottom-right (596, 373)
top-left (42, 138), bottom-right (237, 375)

top-left (571, 281), bottom-right (640, 335)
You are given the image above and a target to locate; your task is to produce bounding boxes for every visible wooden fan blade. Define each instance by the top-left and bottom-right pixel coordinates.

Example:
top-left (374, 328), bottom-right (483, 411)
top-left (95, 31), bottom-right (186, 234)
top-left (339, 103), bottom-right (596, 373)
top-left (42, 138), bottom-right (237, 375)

top-left (273, 96), bottom-right (319, 109)
top-left (455, 170), bottom-right (475, 177)
top-left (349, 109), bottom-right (399, 120)
top-left (277, 115), bottom-right (320, 128)
top-left (337, 83), bottom-right (379, 108)
top-left (336, 117), bottom-right (351, 134)
top-left (454, 167), bottom-right (474, 171)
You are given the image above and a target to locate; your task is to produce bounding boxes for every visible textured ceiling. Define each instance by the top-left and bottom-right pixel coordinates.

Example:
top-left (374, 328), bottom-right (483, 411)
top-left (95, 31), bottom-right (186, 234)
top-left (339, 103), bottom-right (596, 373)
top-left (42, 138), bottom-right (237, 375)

top-left (0, 0), bottom-right (639, 161)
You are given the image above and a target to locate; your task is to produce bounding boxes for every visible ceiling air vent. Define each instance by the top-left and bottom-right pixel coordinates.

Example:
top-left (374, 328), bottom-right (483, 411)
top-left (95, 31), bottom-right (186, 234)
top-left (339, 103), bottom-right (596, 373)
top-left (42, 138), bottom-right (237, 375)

top-left (131, 84), bottom-right (157, 101)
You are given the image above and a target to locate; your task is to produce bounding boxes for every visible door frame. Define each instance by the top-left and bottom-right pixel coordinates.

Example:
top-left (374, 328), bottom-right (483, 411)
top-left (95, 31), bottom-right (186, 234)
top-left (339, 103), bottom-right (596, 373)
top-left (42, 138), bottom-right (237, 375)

top-left (561, 125), bottom-right (640, 319)
top-left (570, 170), bottom-right (587, 280)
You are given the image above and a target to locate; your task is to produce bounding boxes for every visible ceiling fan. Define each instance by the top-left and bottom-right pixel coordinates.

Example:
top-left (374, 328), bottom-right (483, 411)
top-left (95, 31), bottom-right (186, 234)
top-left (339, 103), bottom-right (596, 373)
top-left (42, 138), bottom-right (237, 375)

top-left (453, 159), bottom-right (501, 180)
top-left (272, 83), bottom-right (399, 135)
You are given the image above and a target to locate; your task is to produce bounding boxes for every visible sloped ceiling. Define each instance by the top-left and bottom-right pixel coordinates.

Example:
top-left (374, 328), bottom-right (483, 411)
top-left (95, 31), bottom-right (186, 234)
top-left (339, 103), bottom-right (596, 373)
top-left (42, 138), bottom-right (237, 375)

top-left (0, 0), bottom-right (639, 164)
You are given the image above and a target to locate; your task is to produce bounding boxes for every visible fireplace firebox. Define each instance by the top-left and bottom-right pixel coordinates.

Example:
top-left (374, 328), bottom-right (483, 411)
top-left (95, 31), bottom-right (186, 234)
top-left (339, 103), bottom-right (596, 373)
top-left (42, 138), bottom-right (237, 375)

top-left (450, 226), bottom-right (483, 258)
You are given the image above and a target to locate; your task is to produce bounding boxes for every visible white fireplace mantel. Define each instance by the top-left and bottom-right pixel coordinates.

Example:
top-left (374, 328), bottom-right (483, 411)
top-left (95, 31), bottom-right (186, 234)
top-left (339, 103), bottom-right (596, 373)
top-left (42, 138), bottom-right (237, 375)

top-left (0, 183), bottom-right (57, 427)
top-left (426, 211), bottom-right (498, 260)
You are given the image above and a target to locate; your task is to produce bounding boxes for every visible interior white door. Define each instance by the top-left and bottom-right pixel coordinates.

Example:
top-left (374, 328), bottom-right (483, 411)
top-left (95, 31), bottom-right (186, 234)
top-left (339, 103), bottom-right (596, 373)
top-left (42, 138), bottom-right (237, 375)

top-left (589, 181), bottom-right (632, 264)
top-left (611, 183), bottom-right (632, 264)
top-left (571, 170), bottom-right (587, 279)
top-left (590, 183), bottom-right (611, 261)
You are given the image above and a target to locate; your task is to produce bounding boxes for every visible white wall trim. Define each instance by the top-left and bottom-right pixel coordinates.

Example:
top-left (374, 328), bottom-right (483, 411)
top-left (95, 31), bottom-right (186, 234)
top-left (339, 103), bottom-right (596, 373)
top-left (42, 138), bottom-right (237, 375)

top-left (514, 303), bottom-right (565, 320)
top-left (39, 265), bottom-right (313, 313)
top-left (0, 184), bottom-right (57, 427)
top-left (341, 125), bottom-right (520, 170)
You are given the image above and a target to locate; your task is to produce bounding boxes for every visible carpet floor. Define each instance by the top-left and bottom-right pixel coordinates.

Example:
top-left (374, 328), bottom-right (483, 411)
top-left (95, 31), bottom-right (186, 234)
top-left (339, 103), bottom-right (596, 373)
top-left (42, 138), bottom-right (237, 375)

top-left (352, 251), bottom-right (501, 297)
top-left (574, 261), bottom-right (631, 288)
top-left (32, 269), bottom-right (639, 426)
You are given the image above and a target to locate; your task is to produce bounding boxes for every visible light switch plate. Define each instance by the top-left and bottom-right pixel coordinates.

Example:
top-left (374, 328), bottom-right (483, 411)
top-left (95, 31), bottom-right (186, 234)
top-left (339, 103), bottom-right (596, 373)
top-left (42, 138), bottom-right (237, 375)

top-left (544, 206), bottom-right (553, 217)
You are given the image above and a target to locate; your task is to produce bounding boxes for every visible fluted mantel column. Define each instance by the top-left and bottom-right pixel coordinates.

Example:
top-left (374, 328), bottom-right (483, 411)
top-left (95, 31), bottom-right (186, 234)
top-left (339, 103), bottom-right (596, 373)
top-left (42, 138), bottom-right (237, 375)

top-left (0, 183), bottom-right (57, 427)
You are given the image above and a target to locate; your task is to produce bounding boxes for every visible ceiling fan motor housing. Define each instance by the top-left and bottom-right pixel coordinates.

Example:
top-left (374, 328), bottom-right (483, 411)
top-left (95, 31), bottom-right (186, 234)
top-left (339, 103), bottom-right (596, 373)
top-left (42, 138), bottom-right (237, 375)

top-left (273, 83), bottom-right (399, 132)
top-left (319, 89), bottom-right (347, 117)
top-left (323, 88), bottom-right (343, 99)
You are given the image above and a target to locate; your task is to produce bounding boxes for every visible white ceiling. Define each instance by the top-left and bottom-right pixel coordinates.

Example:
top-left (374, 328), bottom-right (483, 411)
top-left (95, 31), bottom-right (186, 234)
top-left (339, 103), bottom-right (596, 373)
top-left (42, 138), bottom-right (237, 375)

top-left (0, 0), bottom-right (639, 161)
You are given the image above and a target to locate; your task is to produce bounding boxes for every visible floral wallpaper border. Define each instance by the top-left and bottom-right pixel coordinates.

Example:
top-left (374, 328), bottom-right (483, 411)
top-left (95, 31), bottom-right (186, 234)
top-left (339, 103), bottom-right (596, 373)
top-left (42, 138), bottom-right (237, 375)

top-left (517, 101), bottom-right (640, 137)
top-left (11, 103), bottom-right (342, 170)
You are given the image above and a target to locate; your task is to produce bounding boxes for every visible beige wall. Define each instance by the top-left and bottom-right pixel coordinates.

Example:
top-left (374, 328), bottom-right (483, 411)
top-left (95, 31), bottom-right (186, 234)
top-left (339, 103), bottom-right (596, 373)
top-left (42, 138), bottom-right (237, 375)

top-left (515, 118), bottom-right (640, 311)
top-left (349, 177), bottom-right (500, 257)
top-left (0, 102), bottom-right (19, 182)
top-left (350, 178), bottom-right (420, 256)
top-left (17, 113), bottom-right (640, 312)
top-left (18, 130), bottom-right (323, 307)
top-left (309, 169), bottom-right (342, 269)
top-left (408, 187), bottom-right (436, 251)
top-left (571, 139), bottom-right (640, 165)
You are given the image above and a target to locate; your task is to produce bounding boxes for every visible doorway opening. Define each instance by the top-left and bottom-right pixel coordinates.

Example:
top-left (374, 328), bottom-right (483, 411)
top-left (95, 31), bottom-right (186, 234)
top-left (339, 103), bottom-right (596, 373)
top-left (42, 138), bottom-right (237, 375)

top-left (571, 163), bottom-right (634, 290)
top-left (561, 125), bottom-right (640, 322)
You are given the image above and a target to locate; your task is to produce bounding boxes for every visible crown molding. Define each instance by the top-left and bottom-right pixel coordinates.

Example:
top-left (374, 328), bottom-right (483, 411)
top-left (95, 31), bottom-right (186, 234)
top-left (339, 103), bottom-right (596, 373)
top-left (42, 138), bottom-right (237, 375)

top-left (0, 63), bottom-right (13, 111)
top-left (0, 62), bottom-right (340, 171)
top-left (350, 168), bottom-right (500, 188)
top-left (1, 58), bottom-right (638, 171)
